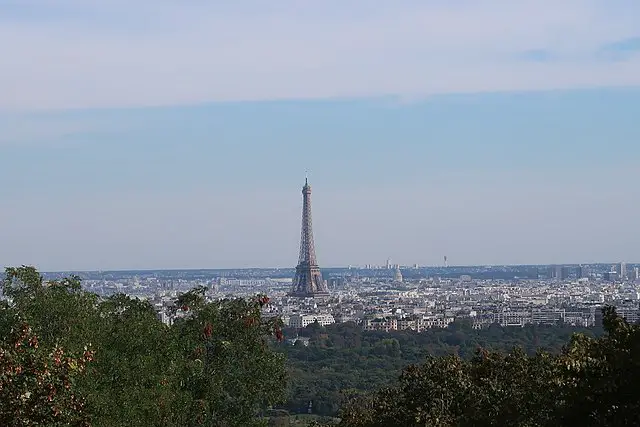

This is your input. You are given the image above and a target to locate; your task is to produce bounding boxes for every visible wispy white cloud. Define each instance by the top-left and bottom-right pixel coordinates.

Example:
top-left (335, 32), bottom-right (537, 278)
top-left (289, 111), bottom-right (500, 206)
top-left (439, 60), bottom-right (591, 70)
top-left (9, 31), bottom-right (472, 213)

top-left (1, 0), bottom-right (640, 111)
top-left (597, 37), bottom-right (640, 61)
top-left (0, 113), bottom-right (140, 146)
top-left (0, 115), bottom-right (103, 145)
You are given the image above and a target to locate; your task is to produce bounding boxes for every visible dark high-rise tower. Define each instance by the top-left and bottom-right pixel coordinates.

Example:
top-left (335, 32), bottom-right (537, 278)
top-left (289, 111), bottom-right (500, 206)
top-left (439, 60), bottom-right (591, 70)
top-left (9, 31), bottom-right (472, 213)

top-left (290, 178), bottom-right (328, 297)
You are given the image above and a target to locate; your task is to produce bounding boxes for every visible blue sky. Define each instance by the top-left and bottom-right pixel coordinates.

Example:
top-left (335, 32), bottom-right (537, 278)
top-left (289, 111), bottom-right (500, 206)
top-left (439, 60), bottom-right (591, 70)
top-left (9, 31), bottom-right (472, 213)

top-left (1, 1), bottom-right (640, 270)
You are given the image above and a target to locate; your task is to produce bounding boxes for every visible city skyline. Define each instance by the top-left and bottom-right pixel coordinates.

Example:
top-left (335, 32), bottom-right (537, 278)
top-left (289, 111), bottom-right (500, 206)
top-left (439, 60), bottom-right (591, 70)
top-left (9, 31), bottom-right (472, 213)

top-left (1, 2), bottom-right (639, 270)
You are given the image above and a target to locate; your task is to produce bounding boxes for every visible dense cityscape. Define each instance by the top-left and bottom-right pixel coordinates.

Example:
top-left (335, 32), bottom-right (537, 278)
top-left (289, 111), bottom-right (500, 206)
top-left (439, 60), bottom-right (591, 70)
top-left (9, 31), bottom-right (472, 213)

top-left (42, 261), bottom-right (640, 332)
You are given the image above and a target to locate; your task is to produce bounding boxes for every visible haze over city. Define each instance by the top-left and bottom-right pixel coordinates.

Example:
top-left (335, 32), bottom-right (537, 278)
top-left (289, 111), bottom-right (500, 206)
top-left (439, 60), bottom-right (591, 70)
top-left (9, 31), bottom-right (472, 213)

top-left (1, 1), bottom-right (639, 271)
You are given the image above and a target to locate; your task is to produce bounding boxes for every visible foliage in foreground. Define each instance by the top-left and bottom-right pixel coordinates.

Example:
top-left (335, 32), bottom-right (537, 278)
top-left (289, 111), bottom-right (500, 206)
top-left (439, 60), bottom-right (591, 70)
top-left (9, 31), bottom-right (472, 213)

top-left (0, 322), bottom-right (94, 427)
top-left (338, 306), bottom-right (640, 427)
top-left (0, 266), bottom-right (286, 427)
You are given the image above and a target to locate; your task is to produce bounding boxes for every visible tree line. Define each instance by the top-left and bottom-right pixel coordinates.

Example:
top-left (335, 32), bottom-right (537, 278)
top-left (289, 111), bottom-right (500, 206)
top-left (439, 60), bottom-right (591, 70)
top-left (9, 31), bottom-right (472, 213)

top-left (278, 318), bottom-right (598, 417)
top-left (336, 306), bottom-right (640, 426)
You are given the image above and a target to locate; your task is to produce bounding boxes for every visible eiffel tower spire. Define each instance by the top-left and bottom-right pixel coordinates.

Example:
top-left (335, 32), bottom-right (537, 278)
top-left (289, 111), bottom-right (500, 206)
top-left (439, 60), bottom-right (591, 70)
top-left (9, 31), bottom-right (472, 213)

top-left (289, 177), bottom-right (328, 297)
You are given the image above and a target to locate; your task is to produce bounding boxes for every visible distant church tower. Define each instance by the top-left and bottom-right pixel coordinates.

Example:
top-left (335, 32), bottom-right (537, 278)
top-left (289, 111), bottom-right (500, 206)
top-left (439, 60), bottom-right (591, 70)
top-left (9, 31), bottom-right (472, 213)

top-left (289, 178), bottom-right (329, 297)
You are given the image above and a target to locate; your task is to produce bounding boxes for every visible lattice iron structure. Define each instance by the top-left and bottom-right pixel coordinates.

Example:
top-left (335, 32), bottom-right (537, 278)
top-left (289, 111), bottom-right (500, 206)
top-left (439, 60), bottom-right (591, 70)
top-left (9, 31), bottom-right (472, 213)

top-left (289, 178), bottom-right (329, 297)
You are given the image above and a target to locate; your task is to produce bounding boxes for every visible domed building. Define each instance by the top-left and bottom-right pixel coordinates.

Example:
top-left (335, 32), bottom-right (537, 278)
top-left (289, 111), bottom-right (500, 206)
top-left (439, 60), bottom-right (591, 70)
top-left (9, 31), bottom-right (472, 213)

top-left (394, 266), bottom-right (403, 283)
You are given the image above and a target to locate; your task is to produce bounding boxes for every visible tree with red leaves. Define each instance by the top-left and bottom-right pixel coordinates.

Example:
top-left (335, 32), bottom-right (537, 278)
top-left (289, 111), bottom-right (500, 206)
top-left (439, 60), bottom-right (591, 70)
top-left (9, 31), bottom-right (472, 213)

top-left (0, 322), bottom-right (93, 427)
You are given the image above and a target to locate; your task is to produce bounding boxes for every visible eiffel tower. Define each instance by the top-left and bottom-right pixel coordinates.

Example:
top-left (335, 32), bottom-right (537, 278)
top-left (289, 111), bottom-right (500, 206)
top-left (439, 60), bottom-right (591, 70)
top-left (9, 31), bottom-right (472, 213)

top-left (289, 177), bottom-right (329, 297)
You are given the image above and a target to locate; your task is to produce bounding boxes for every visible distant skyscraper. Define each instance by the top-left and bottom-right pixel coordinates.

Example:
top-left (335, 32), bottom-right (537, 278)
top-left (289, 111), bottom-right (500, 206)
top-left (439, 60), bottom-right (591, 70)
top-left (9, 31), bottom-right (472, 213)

top-left (551, 265), bottom-right (563, 280)
top-left (617, 262), bottom-right (627, 280)
top-left (577, 265), bottom-right (590, 279)
top-left (634, 267), bottom-right (639, 280)
top-left (605, 268), bottom-right (619, 282)
top-left (386, 258), bottom-right (392, 269)
top-left (444, 256), bottom-right (448, 268)
top-left (289, 178), bottom-right (329, 298)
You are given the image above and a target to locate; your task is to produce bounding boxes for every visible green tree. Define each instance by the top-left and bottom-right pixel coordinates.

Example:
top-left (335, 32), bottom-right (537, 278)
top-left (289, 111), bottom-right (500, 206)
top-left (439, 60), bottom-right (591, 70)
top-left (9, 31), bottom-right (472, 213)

top-left (557, 306), bottom-right (640, 426)
top-left (1, 266), bottom-right (288, 427)
top-left (83, 294), bottom-right (184, 427)
top-left (2, 266), bottom-right (99, 353)
top-left (171, 291), bottom-right (287, 426)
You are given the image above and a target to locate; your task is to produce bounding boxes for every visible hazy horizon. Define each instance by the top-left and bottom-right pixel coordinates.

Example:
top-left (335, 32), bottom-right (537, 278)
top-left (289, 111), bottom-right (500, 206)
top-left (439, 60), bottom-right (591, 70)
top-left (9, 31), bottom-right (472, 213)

top-left (1, 1), bottom-right (639, 271)
top-left (31, 260), bottom-right (637, 275)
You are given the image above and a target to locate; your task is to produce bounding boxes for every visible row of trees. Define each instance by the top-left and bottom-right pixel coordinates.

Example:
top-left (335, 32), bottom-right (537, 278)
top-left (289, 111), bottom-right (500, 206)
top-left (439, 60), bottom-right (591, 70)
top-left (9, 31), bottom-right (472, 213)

top-left (0, 266), bottom-right (287, 427)
top-left (279, 319), bottom-right (597, 416)
top-left (337, 306), bottom-right (640, 426)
